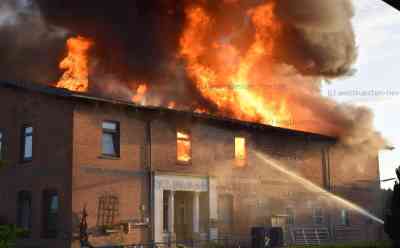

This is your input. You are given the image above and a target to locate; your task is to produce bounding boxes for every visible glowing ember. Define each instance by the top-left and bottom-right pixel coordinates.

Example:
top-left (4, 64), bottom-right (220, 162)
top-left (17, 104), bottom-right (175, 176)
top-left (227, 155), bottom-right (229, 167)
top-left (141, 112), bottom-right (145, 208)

top-left (168, 101), bottom-right (176, 109)
top-left (132, 84), bottom-right (148, 103)
top-left (194, 107), bottom-right (207, 114)
top-left (56, 36), bottom-right (93, 92)
top-left (177, 131), bottom-right (191, 163)
top-left (179, 2), bottom-right (292, 128)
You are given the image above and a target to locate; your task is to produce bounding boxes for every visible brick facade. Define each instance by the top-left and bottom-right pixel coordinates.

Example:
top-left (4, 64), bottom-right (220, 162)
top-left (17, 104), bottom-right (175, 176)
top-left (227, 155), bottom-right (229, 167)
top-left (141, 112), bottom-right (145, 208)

top-left (0, 82), bottom-right (383, 247)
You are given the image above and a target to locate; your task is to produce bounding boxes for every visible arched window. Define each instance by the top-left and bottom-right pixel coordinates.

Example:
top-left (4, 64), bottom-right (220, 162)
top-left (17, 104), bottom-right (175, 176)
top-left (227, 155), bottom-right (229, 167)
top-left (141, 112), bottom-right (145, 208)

top-left (97, 194), bottom-right (119, 226)
top-left (17, 191), bottom-right (32, 231)
top-left (42, 189), bottom-right (59, 238)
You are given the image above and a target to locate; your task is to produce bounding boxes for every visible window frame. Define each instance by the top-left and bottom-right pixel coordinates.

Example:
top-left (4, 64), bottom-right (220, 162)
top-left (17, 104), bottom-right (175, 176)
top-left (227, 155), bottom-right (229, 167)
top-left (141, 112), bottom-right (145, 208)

top-left (17, 190), bottom-right (32, 234)
top-left (0, 130), bottom-right (4, 161)
top-left (96, 193), bottom-right (119, 227)
top-left (21, 125), bottom-right (33, 162)
top-left (42, 189), bottom-right (59, 239)
top-left (313, 207), bottom-right (324, 225)
top-left (176, 129), bottom-right (192, 165)
top-left (286, 207), bottom-right (295, 225)
top-left (101, 121), bottom-right (120, 158)
top-left (234, 136), bottom-right (247, 167)
top-left (340, 209), bottom-right (350, 226)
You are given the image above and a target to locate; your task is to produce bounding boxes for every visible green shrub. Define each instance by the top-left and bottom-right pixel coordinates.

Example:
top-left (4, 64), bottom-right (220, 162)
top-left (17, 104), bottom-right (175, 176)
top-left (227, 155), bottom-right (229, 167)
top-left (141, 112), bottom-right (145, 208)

top-left (0, 160), bottom-right (6, 169)
top-left (0, 225), bottom-right (27, 248)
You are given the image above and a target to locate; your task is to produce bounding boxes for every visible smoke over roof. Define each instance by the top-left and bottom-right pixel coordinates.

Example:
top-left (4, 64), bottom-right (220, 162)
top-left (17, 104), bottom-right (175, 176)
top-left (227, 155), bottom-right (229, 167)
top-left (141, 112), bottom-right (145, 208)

top-left (1, 0), bottom-right (357, 83)
top-left (0, 0), bottom-right (386, 157)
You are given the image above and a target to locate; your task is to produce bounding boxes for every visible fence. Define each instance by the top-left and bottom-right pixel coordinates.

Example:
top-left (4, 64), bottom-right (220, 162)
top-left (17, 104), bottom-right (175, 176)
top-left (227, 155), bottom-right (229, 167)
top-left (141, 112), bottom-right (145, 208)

top-left (95, 237), bottom-right (251, 248)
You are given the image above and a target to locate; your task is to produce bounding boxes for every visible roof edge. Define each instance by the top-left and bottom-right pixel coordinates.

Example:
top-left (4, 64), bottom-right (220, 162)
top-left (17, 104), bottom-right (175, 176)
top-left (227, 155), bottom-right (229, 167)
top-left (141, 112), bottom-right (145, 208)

top-left (0, 80), bottom-right (336, 141)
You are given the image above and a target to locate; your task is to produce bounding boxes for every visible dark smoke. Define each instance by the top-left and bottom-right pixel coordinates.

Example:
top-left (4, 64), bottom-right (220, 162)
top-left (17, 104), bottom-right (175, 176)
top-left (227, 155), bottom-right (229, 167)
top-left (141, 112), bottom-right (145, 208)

top-left (0, 0), bottom-right (66, 83)
top-left (1, 0), bottom-right (357, 92)
top-left (0, 0), bottom-right (386, 166)
top-left (275, 0), bottom-right (357, 77)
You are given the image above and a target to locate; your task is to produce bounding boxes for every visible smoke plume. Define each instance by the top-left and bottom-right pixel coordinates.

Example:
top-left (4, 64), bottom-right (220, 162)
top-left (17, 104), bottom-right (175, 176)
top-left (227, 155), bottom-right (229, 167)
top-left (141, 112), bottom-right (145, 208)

top-left (0, 0), bottom-right (387, 156)
top-left (0, 0), bottom-right (66, 83)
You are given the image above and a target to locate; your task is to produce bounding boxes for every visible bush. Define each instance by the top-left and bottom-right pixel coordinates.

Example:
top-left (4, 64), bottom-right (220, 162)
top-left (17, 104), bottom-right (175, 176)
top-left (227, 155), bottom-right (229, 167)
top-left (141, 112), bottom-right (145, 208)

top-left (0, 225), bottom-right (28, 248)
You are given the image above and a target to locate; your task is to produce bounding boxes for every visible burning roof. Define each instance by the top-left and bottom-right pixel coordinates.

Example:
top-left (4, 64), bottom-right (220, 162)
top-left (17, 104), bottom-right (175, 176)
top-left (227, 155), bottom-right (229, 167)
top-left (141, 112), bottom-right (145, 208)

top-left (0, 80), bottom-right (335, 142)
top-left (0, 0), bottom-right (386, 160)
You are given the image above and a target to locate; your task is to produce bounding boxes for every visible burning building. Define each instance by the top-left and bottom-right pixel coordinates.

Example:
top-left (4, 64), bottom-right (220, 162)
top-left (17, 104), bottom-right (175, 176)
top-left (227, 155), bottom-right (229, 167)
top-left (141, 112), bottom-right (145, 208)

top-left (0, 0), bottom-right (387, 247)
top-left (0, 80), bottom-right (384, 247)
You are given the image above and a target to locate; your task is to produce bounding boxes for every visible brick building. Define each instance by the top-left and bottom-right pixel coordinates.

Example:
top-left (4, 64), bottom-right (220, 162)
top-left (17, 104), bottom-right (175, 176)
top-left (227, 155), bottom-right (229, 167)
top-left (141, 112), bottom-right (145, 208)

top-left (0, 81), bottom-right (382, 247)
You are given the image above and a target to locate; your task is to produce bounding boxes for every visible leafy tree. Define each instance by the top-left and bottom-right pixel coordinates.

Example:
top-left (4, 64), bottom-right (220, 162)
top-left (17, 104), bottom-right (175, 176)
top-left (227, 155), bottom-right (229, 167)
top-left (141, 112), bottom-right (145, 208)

top-left (384, 166), bottom-right (400, 247)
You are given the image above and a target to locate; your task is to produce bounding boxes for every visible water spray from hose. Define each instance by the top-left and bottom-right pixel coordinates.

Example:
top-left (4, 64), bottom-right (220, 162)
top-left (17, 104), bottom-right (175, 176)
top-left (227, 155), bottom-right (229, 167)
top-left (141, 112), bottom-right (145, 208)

top-left (254, 151), bottom-right (384, 225)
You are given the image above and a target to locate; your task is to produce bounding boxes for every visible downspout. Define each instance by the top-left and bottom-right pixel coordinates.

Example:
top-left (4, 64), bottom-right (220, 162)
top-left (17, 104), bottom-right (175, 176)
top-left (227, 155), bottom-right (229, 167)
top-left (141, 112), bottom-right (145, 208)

top-left (326, 144), bottom-right (335, 242)
top-left (145, 119), bottom-right (154, 242)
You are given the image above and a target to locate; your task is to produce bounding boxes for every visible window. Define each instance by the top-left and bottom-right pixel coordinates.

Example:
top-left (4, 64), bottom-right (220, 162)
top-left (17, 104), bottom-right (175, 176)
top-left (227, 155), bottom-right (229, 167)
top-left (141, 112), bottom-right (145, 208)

top-left (42, 190), bottom-right (59, 238)
top-left (0, 131), bottom-right (3, 160)
top-left (234, 137), bottom-right (246, 167)
top-left (22, 126), bottom-right (33, 161)
top-left (177, 130), bottom-right (191, 163)
top-left (286, 208), bottom-right (295, 225)
top-left (102, 121), bottom-right (120, 157)
top-left (17, 191), bottom-right (32, 232)
top-left (340, 209), bottom-right (350, 226)
top-left (313, 208), bottom-right (324, 225)
top-left (218, 194), bottom-right (234, 236)
top-left (97, 194), bottom-right (119, 226)
top-left (163, 191), bottom-right (169, 232)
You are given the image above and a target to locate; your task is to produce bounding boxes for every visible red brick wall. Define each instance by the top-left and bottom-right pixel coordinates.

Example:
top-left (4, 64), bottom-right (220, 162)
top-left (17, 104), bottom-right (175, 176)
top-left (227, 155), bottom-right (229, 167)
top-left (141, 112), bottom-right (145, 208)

top-left (149, 114), bottom-right (381, 240)
top-left (0, 86), bottom-right (74, 248)
top-left (71, 102), bottom-right (149, 246)
top-left (0, 86), bottom-right (382, 246)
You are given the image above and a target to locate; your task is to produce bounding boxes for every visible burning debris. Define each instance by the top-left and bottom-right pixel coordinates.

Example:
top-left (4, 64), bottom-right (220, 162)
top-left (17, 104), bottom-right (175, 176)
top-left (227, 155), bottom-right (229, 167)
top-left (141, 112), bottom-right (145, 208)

top-left (0, 0), bottom-right (386, 153)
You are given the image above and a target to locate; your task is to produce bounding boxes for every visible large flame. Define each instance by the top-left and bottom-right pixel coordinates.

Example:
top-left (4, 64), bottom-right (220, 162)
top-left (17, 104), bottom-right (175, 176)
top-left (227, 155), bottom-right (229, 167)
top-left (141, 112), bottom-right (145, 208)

top-left (56, 36), bottom-right (92, 92)
top-left (51, 4), bottom-right (341, 136)
top-left (179, 2), bottom-right (292, 128)
top-left (132, 83), bottom-right (148, 103)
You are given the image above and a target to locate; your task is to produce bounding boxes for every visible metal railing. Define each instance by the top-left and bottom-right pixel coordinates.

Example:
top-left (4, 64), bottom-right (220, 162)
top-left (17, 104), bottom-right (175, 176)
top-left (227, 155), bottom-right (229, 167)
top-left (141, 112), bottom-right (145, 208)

top-left (95, 238), bottom-right (251, 248)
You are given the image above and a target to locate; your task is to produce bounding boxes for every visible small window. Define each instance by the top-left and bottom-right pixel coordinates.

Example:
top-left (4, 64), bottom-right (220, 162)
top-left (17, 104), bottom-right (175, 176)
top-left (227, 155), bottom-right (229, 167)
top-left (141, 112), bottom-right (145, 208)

top-left (340, 209), bottom-right (350, 226)
top-left (0, 131), bottom-right (3, 160)
top-left (313, 208), bottom-right (324, 225)
top-left (42, 190), bottom-right (59, 238)
top-left (234, 137), bottom-right (246, 167)
top-left (97, 194), bottom-right (119, 226)
top-left (177, 130), bottom-right (191, 163)
top-left (17, 191), bottom-right (32, 232)
top-left (286, 208), bottom-right (295, 225)
top-left (22, 126), bottom-right (33, 161)
top-left (102, 121), bottom-right (120, 157)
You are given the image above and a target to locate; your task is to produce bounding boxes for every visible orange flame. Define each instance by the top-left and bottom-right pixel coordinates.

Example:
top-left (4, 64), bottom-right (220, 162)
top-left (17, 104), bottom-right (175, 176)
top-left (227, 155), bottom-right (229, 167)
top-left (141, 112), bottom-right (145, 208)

top-left (179, 2), bottom-right (292, 128)
top-left (132, 84), bottom-right (148, 103)
top-left (168, 101), bottom-right (176, 109)
top-left (234, 137), bottom-right (246, 167)
top-left (177, 131), bottom-right (191, 163)
top-left (56, 36), bottom-right (93, 92)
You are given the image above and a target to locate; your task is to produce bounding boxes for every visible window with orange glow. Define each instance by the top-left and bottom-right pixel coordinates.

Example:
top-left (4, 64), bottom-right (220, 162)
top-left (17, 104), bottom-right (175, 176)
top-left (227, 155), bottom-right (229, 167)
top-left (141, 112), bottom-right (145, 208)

top-left (234, 137), bottom-right (246, 167)
top-left (177, 131), bottom-right (191, 163)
